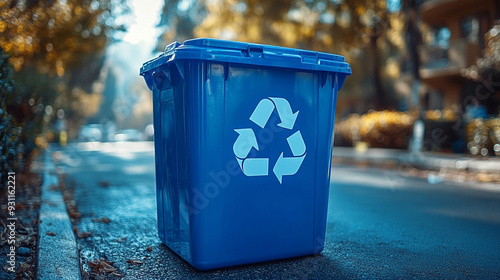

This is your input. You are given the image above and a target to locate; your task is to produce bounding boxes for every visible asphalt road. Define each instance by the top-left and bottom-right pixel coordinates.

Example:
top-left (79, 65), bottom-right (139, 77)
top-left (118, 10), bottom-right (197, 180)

top-left (53, 142), bottom-right (500, 279)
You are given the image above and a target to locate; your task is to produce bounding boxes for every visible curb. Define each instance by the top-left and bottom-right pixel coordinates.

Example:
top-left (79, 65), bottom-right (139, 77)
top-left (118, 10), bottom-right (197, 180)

top-left (332, 147), bottom-right (500, 173)
top-left (37, 149), bottom-right (81, 280)
top-left (403, 154), bottom-right (500, 172)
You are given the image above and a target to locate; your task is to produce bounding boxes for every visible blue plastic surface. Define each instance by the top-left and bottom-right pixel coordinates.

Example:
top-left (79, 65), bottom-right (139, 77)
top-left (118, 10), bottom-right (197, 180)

top-left (140, 38), bottom-right (350, 270)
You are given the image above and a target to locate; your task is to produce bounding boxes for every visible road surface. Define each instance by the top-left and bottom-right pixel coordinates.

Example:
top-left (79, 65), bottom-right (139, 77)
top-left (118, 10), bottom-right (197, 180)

top-left (53, 142), bottom-right (500, 279)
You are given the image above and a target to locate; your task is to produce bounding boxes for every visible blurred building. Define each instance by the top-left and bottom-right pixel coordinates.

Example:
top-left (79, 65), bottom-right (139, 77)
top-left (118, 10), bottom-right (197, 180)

top-left (418, 0), bottom-right (499, 111)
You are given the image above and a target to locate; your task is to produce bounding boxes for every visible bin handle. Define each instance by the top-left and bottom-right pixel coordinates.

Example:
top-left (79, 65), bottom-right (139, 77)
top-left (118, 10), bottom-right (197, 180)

top-left (246, 45), bottom-right (264, 58)
top-left (299, 51), bottom-right (319, 64)
top-left (165, 41), bottom-right (181, 53)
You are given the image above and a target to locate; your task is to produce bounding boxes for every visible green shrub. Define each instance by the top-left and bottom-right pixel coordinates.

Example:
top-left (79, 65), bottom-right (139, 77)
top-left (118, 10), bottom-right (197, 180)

top-left (1, 48), bottom-right (26, 188)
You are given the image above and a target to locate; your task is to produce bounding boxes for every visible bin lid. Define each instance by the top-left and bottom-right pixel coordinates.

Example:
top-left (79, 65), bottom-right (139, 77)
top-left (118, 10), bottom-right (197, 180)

top-left (140, 38), bottom-right (351, 76)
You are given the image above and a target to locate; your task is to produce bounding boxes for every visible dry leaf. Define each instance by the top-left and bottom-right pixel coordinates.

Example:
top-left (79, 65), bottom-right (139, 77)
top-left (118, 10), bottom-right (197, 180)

top-left (46, 232), bottom-right (56, 236)
top-left (126, 259), bottom-right (144, 266)
top-left (146, 246), bottom-right (152, 251)
top-left (115, 237), bottom-right (127, 243)
top-left (88, 259), bottom-right (121, 275)
top-left (477, 173), bottom-right (495, 182)
top-left (87, 260), bottom-right (98, 268)
top-left (92, 217), bottom-right (111, 223)
top-left (18, 262), bottom-right (30, 273)
top-left (77, 231), bottom-right (93, 238)
top-left (98, 181), bottom-right (110, 187)
top-left (69, 212), bottom-right (82, 218)
top-left (16, 203), bottom-right (26, 210)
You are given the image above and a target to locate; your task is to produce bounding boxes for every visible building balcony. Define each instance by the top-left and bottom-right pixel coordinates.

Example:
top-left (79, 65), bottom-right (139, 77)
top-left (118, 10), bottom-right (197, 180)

top-left (421, 0), bottom-right (481, 25)
top-left (418, 39), bottom-right (481, 82)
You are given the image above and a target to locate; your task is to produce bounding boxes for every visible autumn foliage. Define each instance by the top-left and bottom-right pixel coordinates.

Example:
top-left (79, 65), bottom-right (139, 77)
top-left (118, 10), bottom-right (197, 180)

top-left (0, 0), bottom-right (127, 175)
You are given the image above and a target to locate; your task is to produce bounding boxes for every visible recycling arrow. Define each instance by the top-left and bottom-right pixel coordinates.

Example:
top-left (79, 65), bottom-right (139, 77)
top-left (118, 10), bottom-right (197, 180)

top-left (237, 158), bottom-right (269, 176)
top-left (233, 128), bottom-right (259, 159)
top-left (273, 153), bottom-right (306, 184)
top-left (272, 131), bottom-right (306, 183)
top-left (286, 131), bottom-right (306, 157)
top-left (234, 129), bottom-right (266, 177)
top-left (233, 97), bottom-right (306, 183)
top-left (249, 99), bottom-right (275, 129)
top-left (249, 97), bottom-right (299, 130)
top-left (269, 97), bottom-right (299, 130)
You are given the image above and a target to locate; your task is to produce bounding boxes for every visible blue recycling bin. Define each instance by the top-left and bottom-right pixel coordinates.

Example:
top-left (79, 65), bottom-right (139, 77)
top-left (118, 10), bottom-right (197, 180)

top-left (140, 38), bottom-right (350, 270)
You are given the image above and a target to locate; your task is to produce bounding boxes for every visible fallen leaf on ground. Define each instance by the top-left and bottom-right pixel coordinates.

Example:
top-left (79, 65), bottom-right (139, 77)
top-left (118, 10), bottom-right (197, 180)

top-left (18, 262), bottom-right (30, 273)
top-left (78, 231), bottom-right (93, 238)
top-left (88, 259), bottom-right (121, 276)
top-left (69, 212), bottom-right (82, 219)
top-left (15, 203), bottom-right (26, 210)
top-left (92, 217), bottom-right (111, 223)
top-left (146, 246), bottom-right (152, 251)
top-left (17, 223), bottom-right (30, 235)
top-left (98, 181), bottom-right (110, 187)
top-left (3, 264), bottom-right (13, 273)
top-left (73, 226), bottom-right (93, 238)
top-left (46, 232), bottom-right (56, 236)
top-left (114, 237), bottom-right (127, 243)
top-left (476, 173), bottom-right (496, 182)
top-left (126, 259), bottom-right (144, 266)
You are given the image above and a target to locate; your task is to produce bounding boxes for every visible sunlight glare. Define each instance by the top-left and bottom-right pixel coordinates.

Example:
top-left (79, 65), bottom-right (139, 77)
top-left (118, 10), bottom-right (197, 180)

top-left (123, 0), bottom-right (163, 44)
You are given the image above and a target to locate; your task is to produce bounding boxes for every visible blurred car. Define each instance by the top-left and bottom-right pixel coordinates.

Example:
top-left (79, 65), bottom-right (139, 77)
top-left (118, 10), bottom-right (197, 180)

top-left (145, 124), bottom-right (154, 141)
top-left (78, 124), bottom-right (103, 142)
top-left (102, 121), bottom-right (117, 142)
top-left (114, 129), bottom-right (146, 142)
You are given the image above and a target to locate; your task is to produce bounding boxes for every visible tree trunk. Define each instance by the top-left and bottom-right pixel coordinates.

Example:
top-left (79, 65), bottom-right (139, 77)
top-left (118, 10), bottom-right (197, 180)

top-left (371, 24), bottom-right (385, 109)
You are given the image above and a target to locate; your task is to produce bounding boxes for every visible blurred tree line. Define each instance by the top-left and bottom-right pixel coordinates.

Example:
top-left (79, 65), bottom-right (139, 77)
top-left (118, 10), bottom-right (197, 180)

top-left (0, 0), bottom-right (127, 180)
top-left (462, 21), bottom-right (500, 82)
top-left (156, 0), bottom-right (499, 153)
top-left (1, 0), bottom-right (498, 178)
top-left (156, 0), bottom-right (411, 111)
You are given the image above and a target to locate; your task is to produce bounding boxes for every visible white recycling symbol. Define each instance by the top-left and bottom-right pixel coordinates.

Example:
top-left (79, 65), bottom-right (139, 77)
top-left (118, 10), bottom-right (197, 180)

top-left (233, 97), bottom-right (306, 184)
